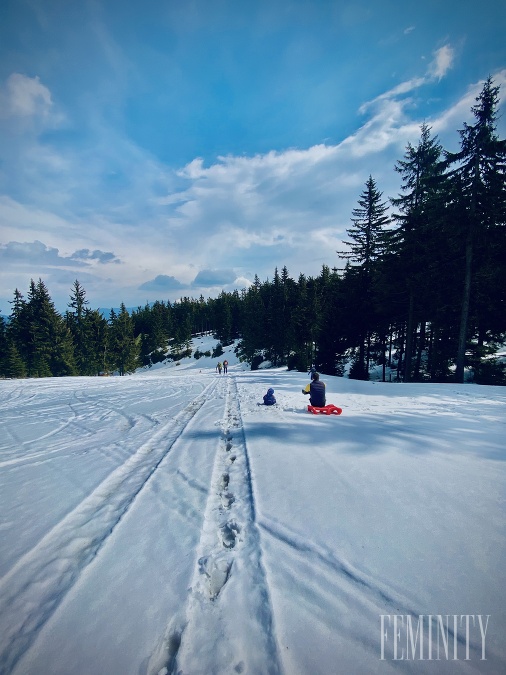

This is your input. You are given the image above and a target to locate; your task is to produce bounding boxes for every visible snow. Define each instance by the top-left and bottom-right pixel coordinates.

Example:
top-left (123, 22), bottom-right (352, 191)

top-left (1, 338), bottom-right (505, 674)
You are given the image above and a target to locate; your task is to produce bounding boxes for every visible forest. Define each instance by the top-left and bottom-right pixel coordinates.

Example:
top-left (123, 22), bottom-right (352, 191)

top-left (1, 78), bottom-right (505, 384)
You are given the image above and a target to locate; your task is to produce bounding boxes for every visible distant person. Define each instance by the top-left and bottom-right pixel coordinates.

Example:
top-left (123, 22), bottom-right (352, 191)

top-left (263, 388), bottom-right (276, 406)
top-left (223, 359), bottom-right (228, 374)
top-left (216, 362), bottom-right (222, 375)
top-left (309, 365), bottom-right (317, 379)
top-left (302, 372), bottom-right (326, 407)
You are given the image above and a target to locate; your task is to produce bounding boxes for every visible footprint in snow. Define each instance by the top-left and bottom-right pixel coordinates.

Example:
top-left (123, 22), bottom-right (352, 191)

top-left (199, 556), bottom-right (232, 600)
top-left (220, 521), bottom-right (240, 548)
top-left (220, 491), bottom-right (235, 509)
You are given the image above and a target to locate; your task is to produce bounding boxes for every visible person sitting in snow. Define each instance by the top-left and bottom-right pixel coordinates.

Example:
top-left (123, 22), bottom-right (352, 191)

top-left (302, 372), bottom-right (326, 407)
top-left (263, 388), bottom-right (276, 406)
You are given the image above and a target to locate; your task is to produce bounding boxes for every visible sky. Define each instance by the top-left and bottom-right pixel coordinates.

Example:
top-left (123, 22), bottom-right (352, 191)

top-left (1, 0), bottom-right (505, 313)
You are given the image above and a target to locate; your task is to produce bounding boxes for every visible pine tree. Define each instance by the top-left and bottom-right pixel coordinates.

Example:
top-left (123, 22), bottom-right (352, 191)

top-left (83, 308), bottom-right (109, 374)
top-left (109, 303), bottom-right (139, 375)
top-left (214, 292), bottom-right (233, 345)
top-left (27, 279), bottom-right (76, 377)
top-left (66, 280), bottom-right (92, 374)
top-left (316, 267), bottom-right (346, 375)
top-left (3, 341), bottom-right (27, 378)
top-left (0, 315), bottom-right (8, 377)
top-left (237, 276), bottom-right (266, 366)
top-left (391, 123), bottom-right (448, 381)
top-left (7, 289), bottom-right (30, 373)
top-left (340, 176), bottom-right (390, 378)
top-left (446, 77), bottom-right (506, 382)
top-left (341, 175), bottom-right (391, 273)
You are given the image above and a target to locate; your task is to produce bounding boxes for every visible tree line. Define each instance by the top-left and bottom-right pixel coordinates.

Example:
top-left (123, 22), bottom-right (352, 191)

top-left (1, 78), bottom-right (505, 384)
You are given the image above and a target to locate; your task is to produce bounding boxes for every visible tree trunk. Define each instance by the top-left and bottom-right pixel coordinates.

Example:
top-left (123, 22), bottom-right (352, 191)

top-left (414, 321), bottom-right (426, 380)
top-left (403, 292), bottom-right (415, 382)
top-left (397, 324), bottom-right (405, 381)
top-left (455, 225), bottom-right (474, 383)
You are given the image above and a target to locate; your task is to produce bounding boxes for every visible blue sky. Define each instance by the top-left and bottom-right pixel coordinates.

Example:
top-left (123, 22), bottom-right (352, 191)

top-left (1, 0), bottom-right (505, 313)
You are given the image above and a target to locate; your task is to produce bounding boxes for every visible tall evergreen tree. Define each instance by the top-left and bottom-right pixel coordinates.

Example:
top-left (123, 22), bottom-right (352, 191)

top-left (238, 276), bottom-right (266, 365)
top-left (0, 315), bottom-right (8, 377)
top-left (446, 78), bottom-right (506, 381)
top-left (66, 280), bottom-right (92, 375)
top-left (391, 123), bottom-right (448, 380)
top-left (7, 289), bottom-right (29, 372)
top-left (23, 279), bottom-right (76, 377)
top-left (340, 176), bottom-right (390, 378)
top-left (83, 308), bottom-right (109, 374)
top-left (3, 341), bottom-right (27, 378)
top-left (109, 304), bottom-right (139, 375)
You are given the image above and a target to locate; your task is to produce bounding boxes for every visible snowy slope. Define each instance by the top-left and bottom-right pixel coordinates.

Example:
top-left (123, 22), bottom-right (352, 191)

top-left (0, 351), bottom-right (505, 675)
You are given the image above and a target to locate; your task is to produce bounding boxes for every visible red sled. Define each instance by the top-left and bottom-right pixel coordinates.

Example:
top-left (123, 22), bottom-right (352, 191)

top-left (308, 404), bottom-right (342, 415)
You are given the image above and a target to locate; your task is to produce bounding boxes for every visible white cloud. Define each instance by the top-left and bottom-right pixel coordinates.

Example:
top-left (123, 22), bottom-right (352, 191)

top-left (0, 240), bottom-right (86, 267)
top-left (2, 55), bottom-right (505, 313)
top-left (0, 197), bottom-right (79, 243)
top-left (139, 275), bottom-right (186, 291)
top-left (2, 73), bottom-right (53, 118)
top-left (71, 249), bottom-right (121, 264)
top-left (192, 269), bottom-right (237, 286)
top-left (360, 44), bottom-right (455, 118)
top-left (430, 45), bottom-right (455, 80)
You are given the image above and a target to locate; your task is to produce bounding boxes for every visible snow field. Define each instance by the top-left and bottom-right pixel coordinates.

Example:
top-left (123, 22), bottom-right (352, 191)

top-left (0, 352), bottom-right (505, 674)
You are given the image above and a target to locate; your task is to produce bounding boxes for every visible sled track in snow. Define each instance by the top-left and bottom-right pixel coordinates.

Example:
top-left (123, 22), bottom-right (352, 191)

top-left (148, 375), bottom-right (282, 675)
top-left (0, 378), bottom-right (220, 675)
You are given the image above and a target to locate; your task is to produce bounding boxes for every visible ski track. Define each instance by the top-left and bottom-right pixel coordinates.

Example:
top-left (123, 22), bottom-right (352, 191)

top-left (148, 375), bottom-right (282, 675)
top-left (0, 378), bottom-right (219, 675)
top-left (257, 515), bottom-right (483, 662)
top-left (0, 383), bottom-right (181, 468)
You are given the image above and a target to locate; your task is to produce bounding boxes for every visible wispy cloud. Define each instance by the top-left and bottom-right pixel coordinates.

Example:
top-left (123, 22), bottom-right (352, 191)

top-left (360, 44), bottom-right (455, 116)
top-left (1, 74), bottom-right (53, 118)
top-left (430, 44), bottom-right (455, 80)
top-left (1, 58), bottom-right (504, 312)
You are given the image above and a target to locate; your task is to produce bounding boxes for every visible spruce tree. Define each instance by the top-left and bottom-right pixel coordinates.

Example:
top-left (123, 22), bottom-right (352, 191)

top-left (340, 176), bottom-right (390, 378)
top-left (109, 303), bottom-right (139, 375)
top-left (3, 341), bottom-right (27, 378)
top-left (83, 308), bottom-right (109, 374)
top-left (446, 77), bottom-right (506, 382)
top-left (29, 279), bottom-right (76, 377)
top-left (66, 280), bottom-right (91, 374)
top-left (238, 276), bottom-right (266, 366)
top-left (0, 315), bottom-right (8, 377)
top-left (7, 289), bottom-right (30, 373)
top-left (391, 123), bottom-right (448, 381)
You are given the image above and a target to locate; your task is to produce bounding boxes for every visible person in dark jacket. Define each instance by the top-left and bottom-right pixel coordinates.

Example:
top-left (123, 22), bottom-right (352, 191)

top-left (302, 372), bottom-right (326, 407)
top-left (263, 388), bottom-right (276, 405)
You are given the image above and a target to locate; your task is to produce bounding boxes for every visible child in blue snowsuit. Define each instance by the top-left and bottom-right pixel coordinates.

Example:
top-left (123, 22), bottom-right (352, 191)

top-left (263, 388), bottom-right (276, 405)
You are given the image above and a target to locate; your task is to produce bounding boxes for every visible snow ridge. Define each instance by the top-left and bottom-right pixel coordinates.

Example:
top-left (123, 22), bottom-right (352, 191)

top-left (0, 378), bottom-right (219, 674)
top-left (148, 375), bottom-right (282, 675)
